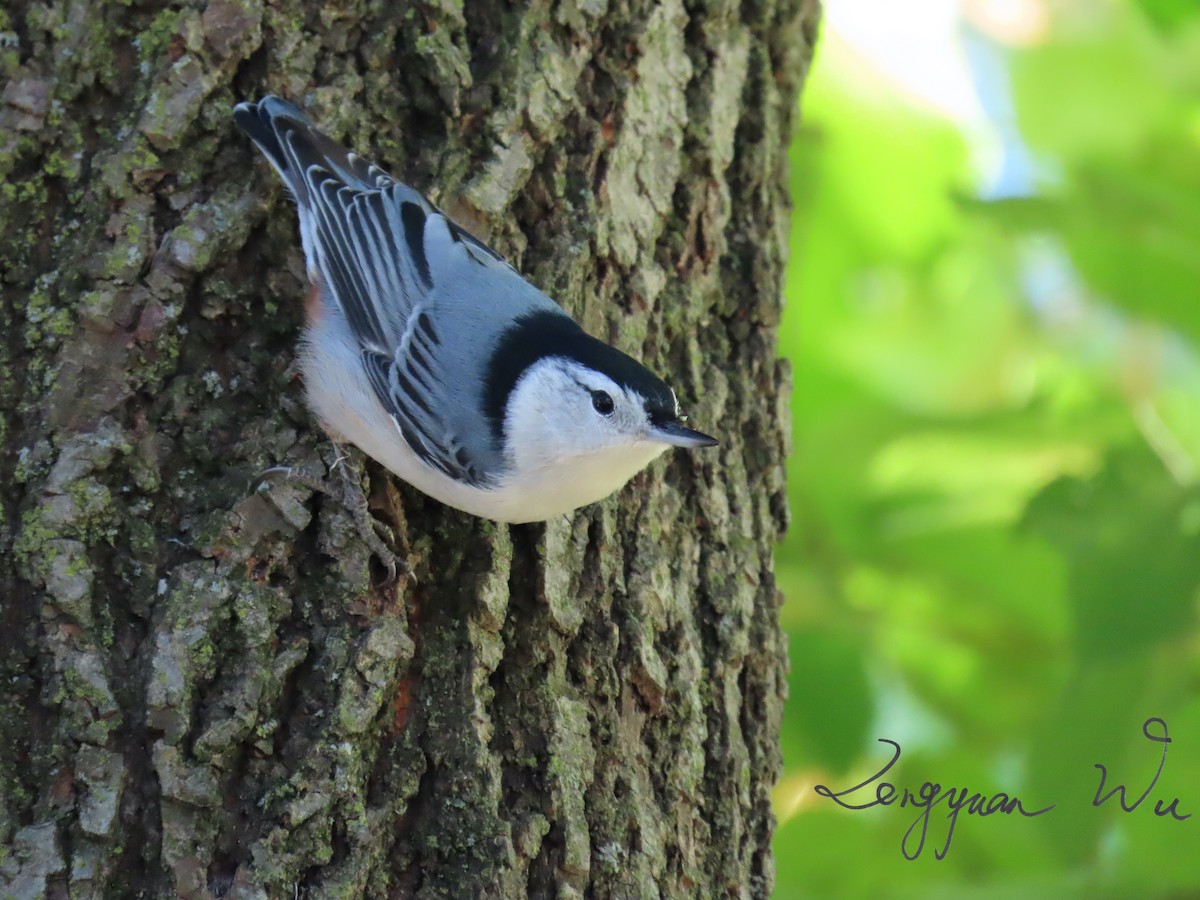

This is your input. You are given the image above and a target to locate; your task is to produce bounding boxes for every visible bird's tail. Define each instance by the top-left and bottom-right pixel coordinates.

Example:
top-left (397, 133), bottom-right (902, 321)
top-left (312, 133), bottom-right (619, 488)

top-left (233, 95), bottom-right (393, 201)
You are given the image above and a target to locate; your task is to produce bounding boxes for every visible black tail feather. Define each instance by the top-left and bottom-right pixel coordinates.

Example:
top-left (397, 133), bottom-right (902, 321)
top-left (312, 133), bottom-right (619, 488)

top-left (232, 95), bottom-right (306, 177)
top-left (233, 94), bottom-right (392, 195)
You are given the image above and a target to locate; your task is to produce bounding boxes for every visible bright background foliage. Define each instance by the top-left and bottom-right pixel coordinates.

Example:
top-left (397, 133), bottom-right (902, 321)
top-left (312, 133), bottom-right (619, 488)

top-left (774, 0), bottom-right (1200, 894)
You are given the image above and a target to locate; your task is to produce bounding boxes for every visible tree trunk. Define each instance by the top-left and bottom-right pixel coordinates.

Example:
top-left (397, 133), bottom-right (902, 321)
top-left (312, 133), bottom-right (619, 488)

top-left (0, 0), bottom-right (817, 896)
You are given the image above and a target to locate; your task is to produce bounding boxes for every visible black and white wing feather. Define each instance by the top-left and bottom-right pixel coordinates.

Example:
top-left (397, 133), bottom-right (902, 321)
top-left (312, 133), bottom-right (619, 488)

top-left (234, 95), bottom-right (509, 486)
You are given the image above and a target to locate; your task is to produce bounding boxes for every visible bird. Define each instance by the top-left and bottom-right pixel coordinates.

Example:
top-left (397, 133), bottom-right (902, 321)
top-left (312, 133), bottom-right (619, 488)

top-left (233, 95), bottom-right (717, 525)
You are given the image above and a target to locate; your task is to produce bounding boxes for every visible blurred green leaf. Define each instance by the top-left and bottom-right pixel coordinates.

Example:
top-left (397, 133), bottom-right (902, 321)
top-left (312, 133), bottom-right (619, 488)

top-left (1024, 447), bottom-right (1200, 661)
top-left (1135, 0), bottom-right (1200, 35)
top-left (776, 1), bottom-right (1200, 893)
top-left (784, 626), bottom-right (874, 774)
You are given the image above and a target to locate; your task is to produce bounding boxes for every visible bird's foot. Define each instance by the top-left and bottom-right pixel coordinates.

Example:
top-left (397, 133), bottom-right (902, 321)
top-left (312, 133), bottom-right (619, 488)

top-left (259, 450), bottom-right (409, 585)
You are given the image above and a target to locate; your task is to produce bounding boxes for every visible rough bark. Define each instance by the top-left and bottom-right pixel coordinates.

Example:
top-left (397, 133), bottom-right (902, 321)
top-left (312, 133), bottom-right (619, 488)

top-left (0, 0), bottom-right (817, 896)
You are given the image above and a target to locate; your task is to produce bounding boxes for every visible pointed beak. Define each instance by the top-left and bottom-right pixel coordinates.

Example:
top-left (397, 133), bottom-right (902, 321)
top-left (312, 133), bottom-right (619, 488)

top-left (649, 418), bottom-right (719, 449)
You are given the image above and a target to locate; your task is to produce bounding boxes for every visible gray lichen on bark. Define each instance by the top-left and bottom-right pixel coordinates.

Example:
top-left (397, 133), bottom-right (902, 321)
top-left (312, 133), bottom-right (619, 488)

top-left (0, 0), bottom-right (819, 896)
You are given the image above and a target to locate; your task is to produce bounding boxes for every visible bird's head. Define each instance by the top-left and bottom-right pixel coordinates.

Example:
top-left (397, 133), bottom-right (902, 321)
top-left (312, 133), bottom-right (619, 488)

top-left (488, 314), bottom-right (717, 488)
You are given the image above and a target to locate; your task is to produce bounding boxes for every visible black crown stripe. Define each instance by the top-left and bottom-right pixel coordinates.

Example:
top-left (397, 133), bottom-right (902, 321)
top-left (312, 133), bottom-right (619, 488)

top-left (482, 310), bottom-right (677, 450)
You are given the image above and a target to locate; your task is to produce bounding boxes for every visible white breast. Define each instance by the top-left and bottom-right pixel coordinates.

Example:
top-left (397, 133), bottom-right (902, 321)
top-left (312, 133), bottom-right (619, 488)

top-left (298, 308), bottom-right (664, 523)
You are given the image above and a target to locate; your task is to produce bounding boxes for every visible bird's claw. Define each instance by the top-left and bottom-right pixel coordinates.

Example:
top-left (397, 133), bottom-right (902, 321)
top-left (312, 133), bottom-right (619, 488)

top-left (257, 453), bottom-right (410, 586)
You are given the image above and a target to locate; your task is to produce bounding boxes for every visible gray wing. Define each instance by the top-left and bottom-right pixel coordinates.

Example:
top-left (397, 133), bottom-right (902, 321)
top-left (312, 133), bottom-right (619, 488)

top-left (235, 97), bottom-right (522, 486)
top-left (359, 307), bottom-right (491, 488)
top-left (306, 179), bottom-right (507, 345)
top-left (312, 184), bottom-right (517, 487)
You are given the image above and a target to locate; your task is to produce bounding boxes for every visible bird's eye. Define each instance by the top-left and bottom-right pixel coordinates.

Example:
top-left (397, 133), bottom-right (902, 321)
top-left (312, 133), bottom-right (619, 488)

top-left (591, 390), bottom-right (615, 416)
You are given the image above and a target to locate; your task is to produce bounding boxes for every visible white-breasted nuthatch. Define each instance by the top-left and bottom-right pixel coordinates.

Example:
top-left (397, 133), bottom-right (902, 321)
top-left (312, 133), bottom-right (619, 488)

top-left (233, 95), bottom-right (717, 524)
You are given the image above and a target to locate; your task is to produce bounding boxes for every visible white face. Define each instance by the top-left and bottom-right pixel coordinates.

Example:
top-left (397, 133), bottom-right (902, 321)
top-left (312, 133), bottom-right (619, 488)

top-left (504, 358), bottom-right (662, 473)
top-left (495, 356), bottom-right (716, 518)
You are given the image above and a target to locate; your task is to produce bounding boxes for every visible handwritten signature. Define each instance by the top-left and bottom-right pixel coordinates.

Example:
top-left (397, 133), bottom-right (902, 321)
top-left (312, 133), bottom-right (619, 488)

top-left (813, 717), bottom-right (1186, 859)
